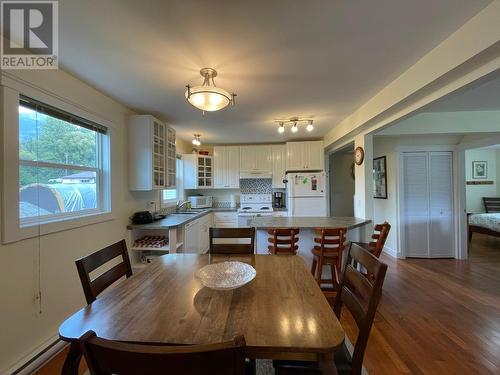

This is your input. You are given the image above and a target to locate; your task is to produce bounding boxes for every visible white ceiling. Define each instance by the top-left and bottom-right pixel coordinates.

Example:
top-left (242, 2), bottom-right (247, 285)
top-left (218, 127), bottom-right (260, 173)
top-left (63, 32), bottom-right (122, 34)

top-left (58, 0), bottom-right (491, 143)
top-left (423, 71), bottom-right (500, 112)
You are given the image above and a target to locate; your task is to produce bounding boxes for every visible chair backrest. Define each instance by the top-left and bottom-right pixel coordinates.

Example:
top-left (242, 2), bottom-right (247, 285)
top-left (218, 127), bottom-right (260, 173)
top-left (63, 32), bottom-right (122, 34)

top-left (333, 243), bottom-right (388, 375)
top-left (209, 227), bottom-right (255, 254)
top-left (78, 330), bottom-right (246, 375)
top-left (267, 228), bottom-right (300, 255)
top-left (75, 240), bottom-right (132, 304)
top-left (368, 222), bottom-right (391, 257)
top-left (483, 197), bottom-right (500, 213)
top-left (313, 227), bottom-right (346, 255)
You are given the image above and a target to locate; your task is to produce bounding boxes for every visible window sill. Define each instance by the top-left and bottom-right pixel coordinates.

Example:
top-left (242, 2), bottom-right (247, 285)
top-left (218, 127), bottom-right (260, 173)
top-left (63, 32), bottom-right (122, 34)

top-left (2, 211), bottom-right (115, 244)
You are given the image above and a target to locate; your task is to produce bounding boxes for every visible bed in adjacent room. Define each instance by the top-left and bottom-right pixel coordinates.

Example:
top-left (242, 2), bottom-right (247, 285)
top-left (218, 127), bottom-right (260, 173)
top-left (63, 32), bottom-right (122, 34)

top-left (468, 197), bottom-right (500, 242)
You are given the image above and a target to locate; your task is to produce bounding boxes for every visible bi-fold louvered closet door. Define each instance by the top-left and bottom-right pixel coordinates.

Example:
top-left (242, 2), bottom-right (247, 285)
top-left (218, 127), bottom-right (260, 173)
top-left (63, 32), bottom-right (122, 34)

top-left (402, 152), bottom-right (454, 258)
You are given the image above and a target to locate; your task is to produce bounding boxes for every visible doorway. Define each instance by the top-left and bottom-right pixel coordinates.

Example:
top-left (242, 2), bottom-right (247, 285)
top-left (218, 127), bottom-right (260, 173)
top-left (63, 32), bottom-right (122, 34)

top-left (329, 143), bottom-right (355, 217)
top-left (400, 151), bottom-right (455, 258)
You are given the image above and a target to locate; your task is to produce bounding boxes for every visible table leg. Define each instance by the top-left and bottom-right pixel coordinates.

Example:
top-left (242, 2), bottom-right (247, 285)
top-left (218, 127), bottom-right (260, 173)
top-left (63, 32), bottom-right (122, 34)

top-left (61, 342), bottom-right (82, 375)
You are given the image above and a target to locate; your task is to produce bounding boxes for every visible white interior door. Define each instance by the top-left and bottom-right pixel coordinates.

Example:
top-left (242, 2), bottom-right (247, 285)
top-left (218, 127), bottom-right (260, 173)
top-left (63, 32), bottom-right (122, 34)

top-left (403, 153), bottom-right (430, 257)
top-left (402, 151), bottom-right (454, 258)
top-left (429, 152), bottom-right (454, 257)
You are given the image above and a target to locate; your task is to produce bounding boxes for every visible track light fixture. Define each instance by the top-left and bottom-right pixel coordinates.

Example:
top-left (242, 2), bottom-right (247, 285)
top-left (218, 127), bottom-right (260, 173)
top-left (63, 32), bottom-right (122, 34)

top-left (274, 117), bottom-right (314, 133)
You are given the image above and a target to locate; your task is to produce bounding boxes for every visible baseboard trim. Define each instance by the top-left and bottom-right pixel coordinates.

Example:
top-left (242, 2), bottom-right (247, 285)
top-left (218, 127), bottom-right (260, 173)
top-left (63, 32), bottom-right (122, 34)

top-left (5, 335), bottom-right (67, 375)
top-left (382, 245), bottom-right (398, 258)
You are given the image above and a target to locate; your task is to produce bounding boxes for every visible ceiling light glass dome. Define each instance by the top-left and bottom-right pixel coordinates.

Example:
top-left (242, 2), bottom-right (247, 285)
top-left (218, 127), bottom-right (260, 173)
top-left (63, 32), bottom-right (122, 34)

top-left (185, 68), bottom-right (236, 112)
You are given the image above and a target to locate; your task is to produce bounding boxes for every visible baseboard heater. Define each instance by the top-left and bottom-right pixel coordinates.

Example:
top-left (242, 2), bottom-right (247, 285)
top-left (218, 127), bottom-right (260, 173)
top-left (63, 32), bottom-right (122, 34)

top-left (8, 338), bottom-right (67, 375)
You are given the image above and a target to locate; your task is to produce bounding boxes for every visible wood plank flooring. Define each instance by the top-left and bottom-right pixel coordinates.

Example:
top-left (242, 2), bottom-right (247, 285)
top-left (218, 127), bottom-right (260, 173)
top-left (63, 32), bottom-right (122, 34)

top-left (341, 233), bottom-right (500, 374)
top-left (36, 234), bottom-right (500, 374)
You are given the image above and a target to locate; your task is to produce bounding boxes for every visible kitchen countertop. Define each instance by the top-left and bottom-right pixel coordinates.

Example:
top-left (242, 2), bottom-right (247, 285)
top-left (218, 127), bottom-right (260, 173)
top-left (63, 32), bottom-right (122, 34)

top-left (127, 207), bottom-right (238, 230)
top-left (250, 216), bottom-right (371, 229)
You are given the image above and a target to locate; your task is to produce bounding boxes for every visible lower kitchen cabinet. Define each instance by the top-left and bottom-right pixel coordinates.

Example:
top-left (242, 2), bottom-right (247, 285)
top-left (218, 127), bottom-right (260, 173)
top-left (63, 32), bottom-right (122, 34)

top-left (183, 213), bottom-right (213, 254)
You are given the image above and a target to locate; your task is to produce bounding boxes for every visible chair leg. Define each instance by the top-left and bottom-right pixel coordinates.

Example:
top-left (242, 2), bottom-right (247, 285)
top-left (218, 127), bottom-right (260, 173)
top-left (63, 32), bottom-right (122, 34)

top-left (316, 259), bottom-right (323, 284)
top-left (62, 342), bottom-right (82, 375)
top-left (330, 264), bottom-right (338, 285)
top-left (311, 257), bottom-right (317, 280)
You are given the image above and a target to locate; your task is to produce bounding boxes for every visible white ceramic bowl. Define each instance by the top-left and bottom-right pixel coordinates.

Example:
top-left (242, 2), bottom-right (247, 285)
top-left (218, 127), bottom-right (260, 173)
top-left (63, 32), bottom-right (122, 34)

top-left (195, 261), bottom-right (256, 290)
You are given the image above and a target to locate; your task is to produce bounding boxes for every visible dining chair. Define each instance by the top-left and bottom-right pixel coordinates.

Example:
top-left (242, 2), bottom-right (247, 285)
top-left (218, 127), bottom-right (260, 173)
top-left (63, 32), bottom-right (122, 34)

top-left (78, 330), bottom-right (247, 375)
top-left (75, 239), bottom-right (133, 304)
top-left (209, 227), bottom-right (255, 254)
top-left (310, 227), bottom-right (346, 297)
top-left (274, 243), bottom-right (388, 375)
top-left (267, 228), bottom-right (300, 255)
top-left (349, 221), bottom-right (391, 258)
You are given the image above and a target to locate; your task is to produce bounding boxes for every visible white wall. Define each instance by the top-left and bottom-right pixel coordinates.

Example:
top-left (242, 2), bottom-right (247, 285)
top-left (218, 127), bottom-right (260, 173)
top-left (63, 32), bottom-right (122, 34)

top-left (465, 148), bottom-right (499, 212)
top-left (0, 70), bottom-right (158, 372)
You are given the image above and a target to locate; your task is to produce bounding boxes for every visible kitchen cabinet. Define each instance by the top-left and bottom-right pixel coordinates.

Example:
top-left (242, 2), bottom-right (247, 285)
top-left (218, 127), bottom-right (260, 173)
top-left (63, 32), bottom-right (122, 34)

top-left (286, 141), bottom-right (324, 171)
top-left (128, 115), bottom-right (176, 190)
top-left (183, 154), bottom-right (213, 189)
top-left (214, 146), bottom-right (240, 188)
top-left (240, 145), bottom-right (272, 172)
top-left (184, 213), bottom-right (213, 254)
top-left (271, 144), bottom-right (286, 188)
top-left (213, 211), bottom-right (238, 227)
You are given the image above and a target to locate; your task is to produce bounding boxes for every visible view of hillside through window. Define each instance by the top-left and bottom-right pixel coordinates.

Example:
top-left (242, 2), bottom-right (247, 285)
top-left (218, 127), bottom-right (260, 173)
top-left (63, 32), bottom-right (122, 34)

top-left (19, 104), bottom-right (100, 220)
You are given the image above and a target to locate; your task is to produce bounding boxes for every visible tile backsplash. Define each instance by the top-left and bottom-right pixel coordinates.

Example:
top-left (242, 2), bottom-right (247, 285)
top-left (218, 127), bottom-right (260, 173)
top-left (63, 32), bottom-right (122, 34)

top-left (239, 178), bottom-right (273, 194)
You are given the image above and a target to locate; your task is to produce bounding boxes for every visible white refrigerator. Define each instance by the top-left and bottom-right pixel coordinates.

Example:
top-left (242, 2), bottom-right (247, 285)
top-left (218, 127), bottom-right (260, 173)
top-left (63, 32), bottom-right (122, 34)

top-left (286, 172), bottom-right (327, 217)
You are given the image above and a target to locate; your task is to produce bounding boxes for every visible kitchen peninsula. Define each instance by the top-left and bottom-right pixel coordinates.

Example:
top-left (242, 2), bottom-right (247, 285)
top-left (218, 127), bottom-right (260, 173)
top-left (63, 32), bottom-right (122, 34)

top-left (251, 216), bottom-right (372, 266)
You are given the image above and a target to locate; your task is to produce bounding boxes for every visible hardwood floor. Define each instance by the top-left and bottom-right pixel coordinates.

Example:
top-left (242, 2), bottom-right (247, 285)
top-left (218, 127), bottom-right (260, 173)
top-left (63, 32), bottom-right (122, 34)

top-left (33, 347), bottom-right (87, 375)
top-left (341, 233), bottom-right (500, 374)
top-left (36, 234), bottom-right (500, 374)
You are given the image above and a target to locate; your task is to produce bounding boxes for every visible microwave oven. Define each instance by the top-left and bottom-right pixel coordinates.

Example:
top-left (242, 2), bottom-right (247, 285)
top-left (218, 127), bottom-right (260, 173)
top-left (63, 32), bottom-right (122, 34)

top-left (188, 196), bottom-right (213, 208)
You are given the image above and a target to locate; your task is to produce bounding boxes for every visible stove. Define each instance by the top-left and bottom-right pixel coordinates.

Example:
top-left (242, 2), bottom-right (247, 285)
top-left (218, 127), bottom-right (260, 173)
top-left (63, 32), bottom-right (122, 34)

top-left (237, 194), bottom-right (274, 215)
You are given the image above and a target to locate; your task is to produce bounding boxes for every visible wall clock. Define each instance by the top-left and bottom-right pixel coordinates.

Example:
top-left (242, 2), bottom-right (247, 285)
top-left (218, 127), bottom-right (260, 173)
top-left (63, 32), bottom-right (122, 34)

top-left (354, 146), bottom-right (365, 166)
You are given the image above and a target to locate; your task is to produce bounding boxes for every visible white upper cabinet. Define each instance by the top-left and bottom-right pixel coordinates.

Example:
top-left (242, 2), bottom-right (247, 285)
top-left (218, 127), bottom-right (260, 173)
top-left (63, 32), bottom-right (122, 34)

top-left (286, 141), bottom-right (324, 171)
top-left (239, 145), bottom-right (272, 172)
top-left (306, 141), bottom-right (324, 170)
top-left (271, 144), bottom-right (286, 188)
top-left (239, 145), bottom-right (256, 171)
top-left (214, 146), bottom-right (240, 188)
top-left (183, 154), bottom-right (213, 189)
top-left (128, 115), bottom-right (176, 191)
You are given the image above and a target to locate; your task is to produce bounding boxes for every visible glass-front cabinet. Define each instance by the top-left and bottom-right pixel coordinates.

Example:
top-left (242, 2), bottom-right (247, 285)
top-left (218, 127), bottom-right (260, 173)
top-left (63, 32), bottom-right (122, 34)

top-left (182, 154), bottom-right (213, 189)
top-left (128, 115), bottom-right (176, 191)
top-left (197, 156), bottom-right (212, 188)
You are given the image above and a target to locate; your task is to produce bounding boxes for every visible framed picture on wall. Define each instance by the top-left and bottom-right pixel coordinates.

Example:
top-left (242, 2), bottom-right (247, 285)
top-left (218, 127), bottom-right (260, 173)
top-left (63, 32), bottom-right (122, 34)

top-left (472, 161), bottom-right (487, 179)
top-left (373, 156), bottom-right (387, 199)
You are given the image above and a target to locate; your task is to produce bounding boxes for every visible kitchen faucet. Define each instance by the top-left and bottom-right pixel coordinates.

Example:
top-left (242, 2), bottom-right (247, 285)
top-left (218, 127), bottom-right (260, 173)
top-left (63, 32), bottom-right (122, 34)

top-left (176, 200), bottom-right (190, 212)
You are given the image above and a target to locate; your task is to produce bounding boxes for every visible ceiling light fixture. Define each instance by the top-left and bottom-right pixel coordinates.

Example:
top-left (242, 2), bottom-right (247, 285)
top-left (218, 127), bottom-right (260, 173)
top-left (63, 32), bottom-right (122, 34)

top-left (185, 68), bottom-right (236, 112)
top-left (278, 122), bottom-right (285, 134)
top-left (306, 120), bottom-right (314, 132)
top-left (274, 117), bottom-right (314, 133)
top-left (192, 134), bottom-right (201, 146)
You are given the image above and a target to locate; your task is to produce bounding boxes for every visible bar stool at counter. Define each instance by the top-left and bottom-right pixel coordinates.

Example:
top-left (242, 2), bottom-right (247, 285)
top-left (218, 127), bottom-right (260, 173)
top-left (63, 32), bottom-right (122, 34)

top-left (267, 228), bottom-right (300, 255)
top-left (311, 227), bottom-right (346, 298)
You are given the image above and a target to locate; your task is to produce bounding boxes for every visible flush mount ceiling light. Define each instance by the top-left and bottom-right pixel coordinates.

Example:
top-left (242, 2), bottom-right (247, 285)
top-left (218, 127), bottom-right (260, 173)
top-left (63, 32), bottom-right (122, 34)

top-left (192, 134), bottom-right (201, 146)
top-left (275, 117), bottom-right (314, 133)
top-left (185, 68), bottom-right (236, 112)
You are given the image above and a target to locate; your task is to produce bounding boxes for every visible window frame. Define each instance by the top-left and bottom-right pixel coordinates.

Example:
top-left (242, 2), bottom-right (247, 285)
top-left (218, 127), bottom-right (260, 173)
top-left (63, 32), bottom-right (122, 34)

top-left (1, 84), bottom-right (113, 244)
top-left (161, 157), bottom-right (182, 207)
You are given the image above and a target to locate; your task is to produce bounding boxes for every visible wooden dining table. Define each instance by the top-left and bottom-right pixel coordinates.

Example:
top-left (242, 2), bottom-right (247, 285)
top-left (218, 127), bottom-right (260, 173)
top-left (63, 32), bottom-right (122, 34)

top-left (59, 254), bottom-right (345, 374)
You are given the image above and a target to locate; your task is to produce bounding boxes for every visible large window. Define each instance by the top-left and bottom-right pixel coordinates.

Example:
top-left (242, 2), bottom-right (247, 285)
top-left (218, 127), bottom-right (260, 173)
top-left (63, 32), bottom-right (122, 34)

top-left (18, 96), bottom-right (108, 225)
